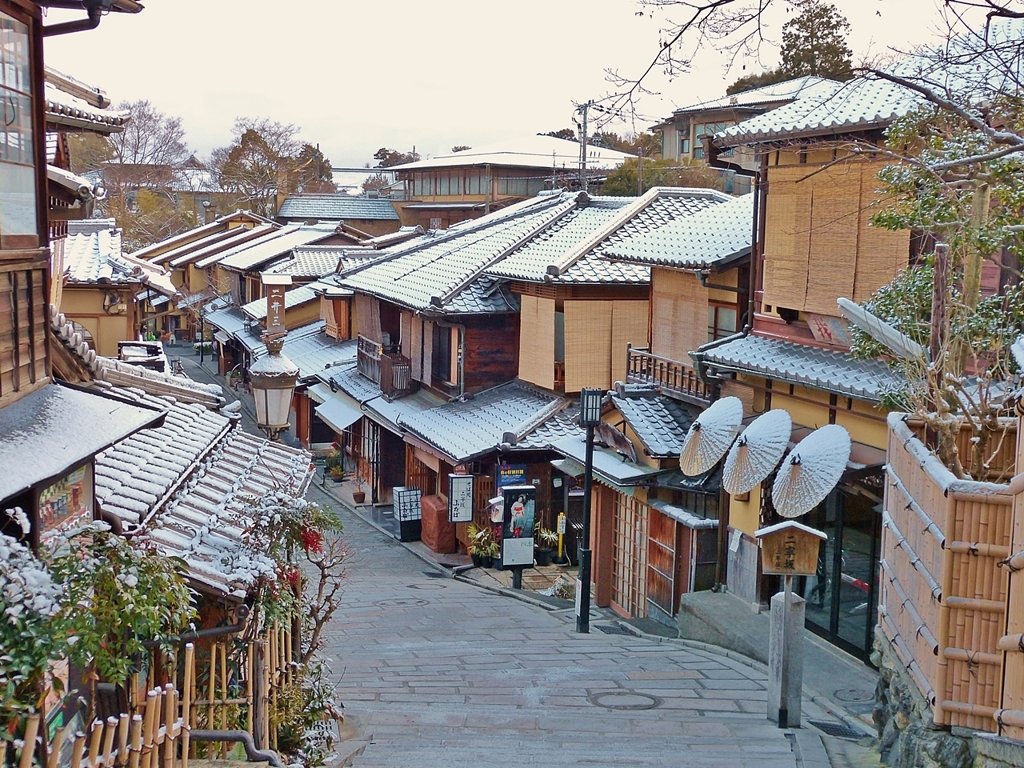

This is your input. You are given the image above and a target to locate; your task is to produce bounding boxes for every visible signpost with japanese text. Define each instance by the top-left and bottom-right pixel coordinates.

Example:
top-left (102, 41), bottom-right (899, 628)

top-left (501, 485), bottom-right (536, 588)
top-left (755, 521), bottom-right (826, 728)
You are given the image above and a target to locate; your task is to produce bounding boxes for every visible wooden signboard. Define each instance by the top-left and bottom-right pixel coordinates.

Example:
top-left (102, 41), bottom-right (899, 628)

top-left (755, 521), bottom-right (825, 577)
top-left (448, 474), bottom-right (474, 523)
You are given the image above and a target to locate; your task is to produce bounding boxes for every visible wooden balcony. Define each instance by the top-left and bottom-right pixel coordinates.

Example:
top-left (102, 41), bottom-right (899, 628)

top-left (356, 334), bottom-right (416, 400)
top-left (625, 345), bottom-right (712, 406)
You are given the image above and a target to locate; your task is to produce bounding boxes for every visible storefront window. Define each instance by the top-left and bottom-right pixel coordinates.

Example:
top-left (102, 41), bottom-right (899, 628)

top-left (0, 11), bottom-right (35, 237)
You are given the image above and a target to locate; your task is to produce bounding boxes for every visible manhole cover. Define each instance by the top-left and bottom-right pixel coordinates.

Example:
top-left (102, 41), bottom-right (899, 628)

top-left (374, 597), bottom-right (429, 608)
top-left (589, 691), bottom-right (662, 711)
top-left (595, 625), bottom-right (630, 635)
top-left (808, 720), bottom-right (865, 740)
top-left (833, 688), bottom-right (874, 703)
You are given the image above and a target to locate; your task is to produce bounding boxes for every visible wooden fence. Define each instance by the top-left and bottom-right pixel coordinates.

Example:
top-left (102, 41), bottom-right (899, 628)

top-left (880, 415), bottom-right (1019, 734)
top-left (2, 646), bottom-right (195, 768)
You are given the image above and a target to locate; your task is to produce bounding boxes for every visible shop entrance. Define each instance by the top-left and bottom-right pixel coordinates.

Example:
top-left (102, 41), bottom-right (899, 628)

top-left (798, 473), bottom-right (883, 659)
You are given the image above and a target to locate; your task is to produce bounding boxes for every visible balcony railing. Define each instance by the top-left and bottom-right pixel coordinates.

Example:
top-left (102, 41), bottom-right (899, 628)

top-left (357, 334), bottom-right (416, 400)
top-left (625, 345), bottom-right (712, 405)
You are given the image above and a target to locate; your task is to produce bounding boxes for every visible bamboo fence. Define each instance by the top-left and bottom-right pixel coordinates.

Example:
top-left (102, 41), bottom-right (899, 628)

top-left (881, 415), bottom-right (1017, 734)
top-left (1, 645), bottom-right (195, 768)
top-left (996, 434), bottom-right (1024, 740)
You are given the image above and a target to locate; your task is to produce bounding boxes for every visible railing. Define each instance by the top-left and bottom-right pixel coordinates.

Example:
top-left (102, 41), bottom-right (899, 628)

top-left (626, 345), bottom-right (712, 405)
top-left (356, 334), bottom-right (416, 400)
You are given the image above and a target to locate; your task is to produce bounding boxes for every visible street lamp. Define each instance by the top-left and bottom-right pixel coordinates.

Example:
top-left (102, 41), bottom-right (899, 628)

top-left (250, 275), bottom-right (298, 440)
top-left (576, 387), bottom-right (603, 633)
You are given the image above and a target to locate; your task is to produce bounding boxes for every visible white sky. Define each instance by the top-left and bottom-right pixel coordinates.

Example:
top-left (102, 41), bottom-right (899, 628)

top-left (42, 0), bottom-right (951, 168)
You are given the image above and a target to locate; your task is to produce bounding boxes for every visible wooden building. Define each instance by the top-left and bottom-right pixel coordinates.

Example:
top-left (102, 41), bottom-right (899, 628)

top-left (390, 136), bottom-right (633, 230)
top-left (696, 74), bottom-right (919, 658)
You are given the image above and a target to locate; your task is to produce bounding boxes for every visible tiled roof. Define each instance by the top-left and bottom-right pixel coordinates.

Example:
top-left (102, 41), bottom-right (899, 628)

top-left (265, 245), bottom-right (378, 278)
top-left (698, 333), bottom-right (901, 402)
top-left (200, 223), bottom-right (338, 271)
top-left (611, 390), bottom-right (698, 458)
top-left (389, 135), bottom-right (633, 172)
top-left (241, 282), bottom-right (320, 321)
top-left (94, 387), bottom-right (232, 525)
top-left (204, 307), bottom-right (248, 338)
top-left (131, 211), bottom-right (275, 265)
top-left (133, 430), bottom-right (313, 600)
top-left (551, 435), bottom-right (667, 487)
top-left (277, 194), bottom-right (399, 221)
top-left (64, 229), bottom-right (178, 296)
top-left (516, 407), bottom-right (582, 451)
top-left (339, 195), bottom-right (569, 312)
top-left (399, 381), bottom-right (571, 462)
top-left (603, 193), bottom-right (754, 269)
top-left (44, 80), bottom-right (129, 132)
top-left (317, 363), bottom-right (446, 434)
top-left (672, 76), bottom-right (838, 115)
top-left (166, 224), bottom-right (279, 268)
top-left (241, 323), bottom-right (357, 381)
top-left (486, 187), bottom-right (731, 284)
top-left (715, 76), bottom-right (918, 146)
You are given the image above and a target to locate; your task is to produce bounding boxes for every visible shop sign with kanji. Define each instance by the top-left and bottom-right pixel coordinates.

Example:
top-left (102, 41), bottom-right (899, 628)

top-left (754, 521), bottom-right (826, 577)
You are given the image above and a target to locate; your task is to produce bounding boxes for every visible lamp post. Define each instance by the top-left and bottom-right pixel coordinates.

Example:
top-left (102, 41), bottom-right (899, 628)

top-left (249, 275), bottom-right (298, 441)
top-left (576, 387), bottom-right (602, 633)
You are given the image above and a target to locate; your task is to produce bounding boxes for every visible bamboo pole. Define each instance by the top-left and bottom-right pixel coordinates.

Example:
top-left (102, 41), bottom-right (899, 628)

top-left (162, 684), bottom-right (175, 768)
top-left (87, 720), bottom-right (104, 768)
top-left (19, 714), bottom-right (40, 768)
top-left (127, 716), bottom-right (142, 768)
top-left (246, 641), bottom-right (254, 738)
top-left (101, 717), bottom-right (118, 767)
top-left (47, 723), bottom-right (66, 768)
top-left (70, 733), bottom-right (86, 768)
top-left (935, 494), bottom-right (957, 726)
top-left (140, 689), bottom-right (159, 768)
top-left (181, 644), bottom-right (193, 768)
top-left (116, 715), bottom-right (129, 767)
top-left (0, 741), bottom-right (8, 768)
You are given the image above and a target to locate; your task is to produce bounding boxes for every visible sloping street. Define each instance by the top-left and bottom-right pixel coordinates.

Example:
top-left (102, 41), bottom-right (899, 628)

top-left (310, 486), bottom-right (872, 768)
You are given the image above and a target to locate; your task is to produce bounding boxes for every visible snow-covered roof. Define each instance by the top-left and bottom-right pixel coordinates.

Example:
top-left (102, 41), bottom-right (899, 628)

top-left (389, 135), bottom-right (634, 172)
top-left (487, 187), bottom-right (731, 284)
top-left (671, 76), bottom-right (839, 116)
top-left (64, 227), bottom-right (178, 296)
top-left (0, 382), bottom-right (164, 500)
top-left (277, 194), bottom-right (400, 221)
top-left (264, 244), bottom-right (377, 278)
top-left (697, 333), bottom-right (901, 402)
top-left (44, 79), bottom-right (128, 133)
top-left (132, 211), bottom-right (275, 265)
top-left (240, 282), bottom-right (320, 321)
top-left (399, 381), bottom-right (572, 462)
top-left (602, 193), bottom-right (754, 270)
top-left (611, 388), bottom-right (698, 458)
top-left (210, 223), bottom-right (340, 272)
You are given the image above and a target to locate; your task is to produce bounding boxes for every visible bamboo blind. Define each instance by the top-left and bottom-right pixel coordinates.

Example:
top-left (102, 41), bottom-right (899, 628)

top-left (762, 160), bottom-right (909, 315)
top-left (762, 165), bottom-right (813, 312)
top-left (564, 300), bottom-right (612, 393)
top-left (518, 294), bottom-right (555, 389)
top-left (421, 321), bottom-right (433, 388)
top-left (651, 269), bottom-right (705, 366)
top-left (353, 294), bottom-right (381, 343)
top-left (610, 300), bottom-right (649, 384)
top-left (409, 317), bottom-right (423, 381)
top-left (804, 163), bottom-right (859, 315)
top-left (399, 311), bottom-right (412, 361)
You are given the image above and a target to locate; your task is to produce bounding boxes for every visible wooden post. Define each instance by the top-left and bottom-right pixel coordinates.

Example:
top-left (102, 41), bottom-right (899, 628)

top-left (19, 714), bottom-right (40, 768)
top-left (181, 643), bottom-right (194, 768)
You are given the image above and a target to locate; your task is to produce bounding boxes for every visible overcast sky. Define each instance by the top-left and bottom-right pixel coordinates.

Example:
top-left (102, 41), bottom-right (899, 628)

top-left (43, 0), bottom-right (950, 168)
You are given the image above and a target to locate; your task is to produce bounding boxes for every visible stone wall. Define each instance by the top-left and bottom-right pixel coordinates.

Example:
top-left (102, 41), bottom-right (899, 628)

top-left (872, 631), bottom-right (973, 768)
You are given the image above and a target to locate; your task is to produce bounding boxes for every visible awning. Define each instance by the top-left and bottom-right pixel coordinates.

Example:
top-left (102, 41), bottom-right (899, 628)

top-left (314, 398), bottom-right (362, 433)
top-left (213, 330), bottom-right (231, 344)
top-left (306, 382), bottom-right (333, 405)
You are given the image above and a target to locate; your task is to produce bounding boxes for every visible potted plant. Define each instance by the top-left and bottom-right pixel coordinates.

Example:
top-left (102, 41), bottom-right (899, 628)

top-left (534, 525), bottom-right (558, 567)
top-left (467, 523), bottom-right (496, 568)
top-left (324, 447), bottom-right (344, 482)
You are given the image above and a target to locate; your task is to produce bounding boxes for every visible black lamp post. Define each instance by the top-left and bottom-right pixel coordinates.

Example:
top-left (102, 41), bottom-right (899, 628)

top-left (576, 387), bottom-right (603, 633)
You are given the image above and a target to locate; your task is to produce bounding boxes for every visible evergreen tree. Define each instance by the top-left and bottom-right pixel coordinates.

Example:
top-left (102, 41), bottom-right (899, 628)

top-left (779, 0), bottom-right (853, 80)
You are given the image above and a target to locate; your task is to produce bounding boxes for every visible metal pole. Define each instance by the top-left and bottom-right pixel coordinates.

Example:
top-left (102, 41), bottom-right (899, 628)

top-left (576, 422), bottom-right (595, 633)
top-left (512, 568), bottom-right (523, 590)
top-left (579, 102), bottom-right (590, 193)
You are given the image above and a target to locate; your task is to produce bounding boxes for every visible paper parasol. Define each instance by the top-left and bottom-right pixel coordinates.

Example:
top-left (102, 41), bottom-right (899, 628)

top-left (722, 409), bottom-right (793, 495)
top-left (771, 424), bottom-right (851, 518)
top-left (678, 396), bottom-right (744, 476)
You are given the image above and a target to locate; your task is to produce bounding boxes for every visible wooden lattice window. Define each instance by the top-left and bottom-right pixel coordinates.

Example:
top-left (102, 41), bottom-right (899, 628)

top-left (612, 493), bottom-right (649, 618)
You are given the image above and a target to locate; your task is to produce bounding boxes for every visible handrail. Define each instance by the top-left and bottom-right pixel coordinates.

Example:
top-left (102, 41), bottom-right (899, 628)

top-left (626, 346), bottom-right (712, 403)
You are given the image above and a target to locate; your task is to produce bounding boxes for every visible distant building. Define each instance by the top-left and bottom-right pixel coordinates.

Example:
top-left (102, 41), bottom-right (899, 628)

top-left (389, 135), bottom-right (634, 230)
top-left (276, 193), bottom-right (401, 236)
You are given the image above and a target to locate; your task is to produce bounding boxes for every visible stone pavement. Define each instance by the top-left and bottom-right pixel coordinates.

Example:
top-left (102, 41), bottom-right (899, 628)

top-left (308, 484), bottom-right (881, 768)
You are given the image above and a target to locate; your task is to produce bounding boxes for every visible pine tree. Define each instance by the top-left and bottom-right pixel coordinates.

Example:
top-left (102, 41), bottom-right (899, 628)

top-left (779, 0), bottom-right (853, 80)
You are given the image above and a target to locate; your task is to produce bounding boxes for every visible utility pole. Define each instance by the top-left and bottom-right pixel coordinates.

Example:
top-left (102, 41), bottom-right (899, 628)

top-left (576, 100), bottom-right (594, 193)
top-left (637, 152), bottom-right (643, 196)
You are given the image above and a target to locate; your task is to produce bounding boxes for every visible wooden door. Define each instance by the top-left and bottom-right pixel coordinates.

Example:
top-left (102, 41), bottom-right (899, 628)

top-left (611, 493), bottom-right (649, 617)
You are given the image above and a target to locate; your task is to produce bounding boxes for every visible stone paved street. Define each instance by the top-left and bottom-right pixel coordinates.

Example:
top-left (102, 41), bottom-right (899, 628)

top-left (310, 486), bottom-right (872, 768)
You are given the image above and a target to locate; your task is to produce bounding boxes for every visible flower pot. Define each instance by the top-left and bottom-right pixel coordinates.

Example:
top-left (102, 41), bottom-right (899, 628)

top-left (351, 490), bottom-right (366, 504)
top-left (534, 547), bottom-right (554, 566)
top-left (481, 555), bottom-right (493, 568)
top-left (471, 553), bottom-right (483, 568)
